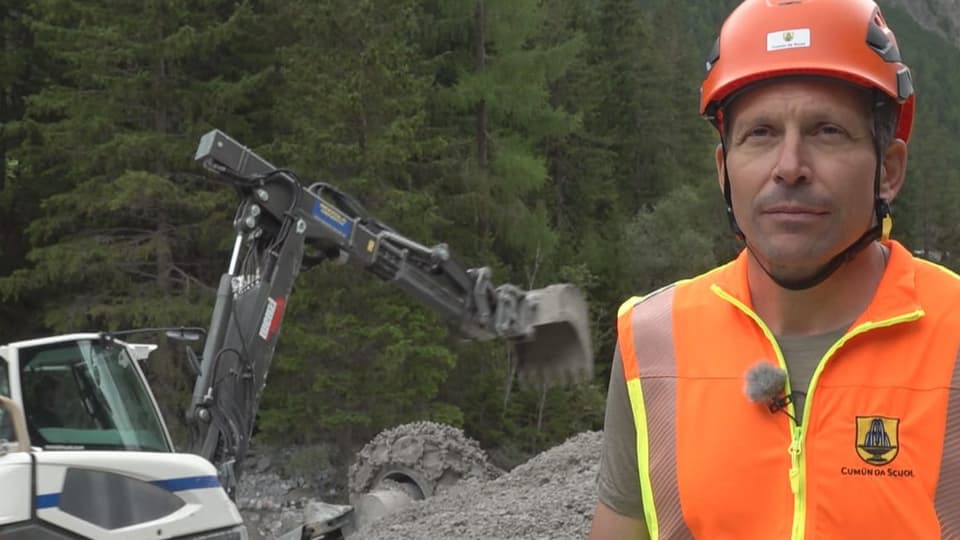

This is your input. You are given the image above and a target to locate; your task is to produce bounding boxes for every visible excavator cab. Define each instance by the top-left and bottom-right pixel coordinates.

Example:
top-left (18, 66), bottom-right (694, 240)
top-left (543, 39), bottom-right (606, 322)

top-left (2, 335), bottom-right (173, 452)
top-left (0, 334), bottom-right (249, 540)
top-left (0, 316), bottom-right (588, 540)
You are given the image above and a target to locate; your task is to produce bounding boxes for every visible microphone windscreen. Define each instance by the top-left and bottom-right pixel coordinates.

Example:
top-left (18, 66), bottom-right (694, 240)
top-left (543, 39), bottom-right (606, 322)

top-left (744, 361), bottom-right (787, 403)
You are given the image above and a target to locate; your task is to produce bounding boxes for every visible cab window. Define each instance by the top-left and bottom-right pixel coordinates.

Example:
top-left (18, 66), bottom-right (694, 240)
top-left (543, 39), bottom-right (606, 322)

top-left (19, 340), bottom-right (170, 451)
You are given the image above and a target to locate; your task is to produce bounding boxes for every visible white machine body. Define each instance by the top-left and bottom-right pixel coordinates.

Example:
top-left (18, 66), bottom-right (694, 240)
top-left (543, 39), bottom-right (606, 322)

top-left (0, 333), bottom-right (246, 540)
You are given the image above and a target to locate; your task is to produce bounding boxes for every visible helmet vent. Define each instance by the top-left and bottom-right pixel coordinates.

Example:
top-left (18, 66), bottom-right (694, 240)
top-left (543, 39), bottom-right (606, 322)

top-left (874, 12), bottom-right (887, 29)
top-left (897, 68), bottom-right (914, 101)
top-left (867, 18), bottom-right (902, 62)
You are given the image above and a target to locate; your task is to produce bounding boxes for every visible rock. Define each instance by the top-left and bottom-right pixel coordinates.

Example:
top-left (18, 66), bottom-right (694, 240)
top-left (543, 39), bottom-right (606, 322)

top-left (255, 455), bottom-right (272, 473)
top-left (236, 431), bottom-right (603, 540)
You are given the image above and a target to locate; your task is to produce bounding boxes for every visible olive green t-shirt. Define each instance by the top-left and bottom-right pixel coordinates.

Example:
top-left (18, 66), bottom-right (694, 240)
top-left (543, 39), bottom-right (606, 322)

top-left (597, 328), bottom-right (846, 518)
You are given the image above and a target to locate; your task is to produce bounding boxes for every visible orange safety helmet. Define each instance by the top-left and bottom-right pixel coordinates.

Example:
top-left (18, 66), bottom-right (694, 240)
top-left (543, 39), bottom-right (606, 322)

top-left (700, 0), bottom-right (915, 143)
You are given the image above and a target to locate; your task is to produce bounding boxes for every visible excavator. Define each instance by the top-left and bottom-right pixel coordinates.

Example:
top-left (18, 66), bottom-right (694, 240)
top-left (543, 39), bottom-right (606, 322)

top-left (0, 130), bottom-right (594, 539)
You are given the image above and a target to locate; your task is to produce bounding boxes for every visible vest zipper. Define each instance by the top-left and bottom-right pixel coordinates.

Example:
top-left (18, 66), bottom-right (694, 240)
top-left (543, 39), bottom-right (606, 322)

top-left (788, 426), bottom-right (803, 539)
top-left (710, 285), bottom-right (923, 539)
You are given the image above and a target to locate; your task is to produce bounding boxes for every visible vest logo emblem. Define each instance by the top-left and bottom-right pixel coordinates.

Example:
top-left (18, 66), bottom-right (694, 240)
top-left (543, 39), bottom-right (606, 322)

top-left (855, 416), bottom-right (899, 466)
top-left (783, 31), bottom-right (795, 42)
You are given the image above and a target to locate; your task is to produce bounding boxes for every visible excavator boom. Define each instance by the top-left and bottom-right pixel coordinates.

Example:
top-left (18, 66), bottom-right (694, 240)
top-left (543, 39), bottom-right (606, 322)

top-left (187, 130), bottom-right (593, 495)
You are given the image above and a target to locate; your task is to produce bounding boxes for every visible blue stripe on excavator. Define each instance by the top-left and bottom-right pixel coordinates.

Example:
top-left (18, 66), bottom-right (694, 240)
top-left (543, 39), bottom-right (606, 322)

top-left (152, 475), bottom-right (221, 491)
top-left (35, 475), bottom-right (221, 509)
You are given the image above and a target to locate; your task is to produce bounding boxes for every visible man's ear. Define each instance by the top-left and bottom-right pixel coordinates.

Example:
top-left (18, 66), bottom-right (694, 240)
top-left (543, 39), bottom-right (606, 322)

top-left (880, 139), bottom-right (908, 202)
top-left (714, 143), bottom-right (726, 193)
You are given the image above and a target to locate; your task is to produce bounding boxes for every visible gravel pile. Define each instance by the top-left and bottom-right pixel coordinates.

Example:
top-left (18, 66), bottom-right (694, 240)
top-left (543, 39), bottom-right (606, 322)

top-left (238, 469), bottom-right (317, 540)
top-left (360, 430), bottom-right (602, 540)
top-left (236, 429), bottom-right (603, 539)
top-left (237, 447), bottom-right (343, 540)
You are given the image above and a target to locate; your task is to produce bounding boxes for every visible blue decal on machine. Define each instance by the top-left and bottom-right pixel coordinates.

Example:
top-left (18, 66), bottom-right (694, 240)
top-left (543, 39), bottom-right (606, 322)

top-left (313, 200), bottom-right (353, 239)
top-left (152, 475), bottom-right (221, 492)
top-left (36, 493), bottom-right (61, 509)
top-left (36, 475), bottom-right (221, 509)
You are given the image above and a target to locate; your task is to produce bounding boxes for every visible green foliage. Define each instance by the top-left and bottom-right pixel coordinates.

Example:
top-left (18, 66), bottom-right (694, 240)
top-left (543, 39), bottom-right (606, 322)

top-left (285, 444), bottom-right (335, 477)
top-left (623, 182), bottom-right (737, 293)
top-left (257, 266), bottom-right (458, 448)
top-left (0, 0), bottom-right (52, 336)
top-left (423, 0), bottom-right (582, 267)
top-left (1, 0), bottom-right (280, 335)
top-left (875, 2), bottom-right (960, 270)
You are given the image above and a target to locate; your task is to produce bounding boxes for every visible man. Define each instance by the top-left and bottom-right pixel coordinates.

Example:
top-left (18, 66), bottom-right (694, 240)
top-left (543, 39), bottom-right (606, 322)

top-left (589, 0), bottom-right (960, 538)
top-left (25, 375), bottom-right (64, 429)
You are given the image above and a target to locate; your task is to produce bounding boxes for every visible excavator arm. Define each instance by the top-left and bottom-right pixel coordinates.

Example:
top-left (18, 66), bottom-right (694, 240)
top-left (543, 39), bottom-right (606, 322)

top-left (187, 130), bottom-right (593, 497)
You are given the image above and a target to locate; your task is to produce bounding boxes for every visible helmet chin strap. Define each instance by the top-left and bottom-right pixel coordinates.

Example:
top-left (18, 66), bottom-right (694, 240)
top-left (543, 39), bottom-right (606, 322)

top-left (721, 140), bottom-right (892, 292)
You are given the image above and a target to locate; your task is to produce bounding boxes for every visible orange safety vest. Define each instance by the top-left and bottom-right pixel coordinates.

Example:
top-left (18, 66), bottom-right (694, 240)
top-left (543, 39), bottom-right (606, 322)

top-left (617, 240), bottom-right (960, 540)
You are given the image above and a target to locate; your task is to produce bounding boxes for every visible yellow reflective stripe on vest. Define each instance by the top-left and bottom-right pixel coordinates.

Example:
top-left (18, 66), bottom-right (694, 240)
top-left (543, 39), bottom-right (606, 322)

top-left (617, 287), bottom-right (693, 540)
top-left (936, 346), bottom-right (960, 537)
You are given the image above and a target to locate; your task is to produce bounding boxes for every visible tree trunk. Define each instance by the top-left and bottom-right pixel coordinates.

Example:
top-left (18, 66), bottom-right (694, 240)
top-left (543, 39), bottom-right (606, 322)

top-left (474, 0), bottom-right (488, 170)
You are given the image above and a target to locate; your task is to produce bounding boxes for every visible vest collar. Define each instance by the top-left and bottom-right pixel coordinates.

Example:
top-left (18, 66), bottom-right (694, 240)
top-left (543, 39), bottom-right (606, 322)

top-left (710, 240), bottom-right (923, 325)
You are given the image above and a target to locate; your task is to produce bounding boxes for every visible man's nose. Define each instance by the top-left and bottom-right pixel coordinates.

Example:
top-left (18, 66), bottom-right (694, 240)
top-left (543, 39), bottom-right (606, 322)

top-left (772, 130), bottom-right (810, 184)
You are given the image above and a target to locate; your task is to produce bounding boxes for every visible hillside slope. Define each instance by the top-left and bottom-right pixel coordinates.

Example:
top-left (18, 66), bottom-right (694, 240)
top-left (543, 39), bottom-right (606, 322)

top-left (885, 0), bottom-right (960, 48)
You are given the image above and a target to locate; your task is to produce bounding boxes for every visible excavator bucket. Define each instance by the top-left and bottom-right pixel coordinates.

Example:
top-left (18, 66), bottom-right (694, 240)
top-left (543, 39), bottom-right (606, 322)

top-left (513, 284), bottom-right (594, 387)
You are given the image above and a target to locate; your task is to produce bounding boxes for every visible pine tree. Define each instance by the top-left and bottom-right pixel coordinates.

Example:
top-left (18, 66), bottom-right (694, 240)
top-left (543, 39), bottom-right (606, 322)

top-left (254, 0), bottom-right (461, 453)
top-left (414, 0), bottom-right (600, 458)
top-left (0, 0), bottom-right (52, 337)
top-left (2, 0), bottom-right (282, 330)
top-left (420, 0), bottom-right (582, 267)
top-left (0, 0), bottom-right (284, 442)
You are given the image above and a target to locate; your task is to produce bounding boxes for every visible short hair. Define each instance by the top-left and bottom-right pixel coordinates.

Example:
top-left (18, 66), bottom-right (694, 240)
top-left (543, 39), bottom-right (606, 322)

top-left (872, 95), bottom-right (899, 151)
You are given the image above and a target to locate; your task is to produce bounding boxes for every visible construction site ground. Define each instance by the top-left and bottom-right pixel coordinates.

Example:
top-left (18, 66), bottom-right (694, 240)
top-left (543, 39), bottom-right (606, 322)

top-left (238, 429), bottom-right (602, 539)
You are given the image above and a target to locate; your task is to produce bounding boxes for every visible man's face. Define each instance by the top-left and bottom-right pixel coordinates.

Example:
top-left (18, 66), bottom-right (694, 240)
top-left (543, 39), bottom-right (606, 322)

top-left (717, 78), bottom-right (901, 284)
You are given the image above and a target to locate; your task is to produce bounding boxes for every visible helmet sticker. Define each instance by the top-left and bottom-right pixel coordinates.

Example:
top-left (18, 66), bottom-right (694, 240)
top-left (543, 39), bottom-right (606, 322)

top-left (767, 28), bottom-right (811, 51)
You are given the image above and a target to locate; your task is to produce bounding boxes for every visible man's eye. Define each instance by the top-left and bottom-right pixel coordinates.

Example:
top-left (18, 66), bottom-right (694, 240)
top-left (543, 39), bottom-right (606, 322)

top-left (744, 126), bottom-right (772, 139)
top-left (815, 124), bottom-right (846, 136)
